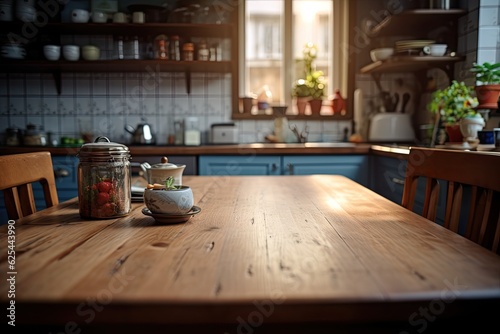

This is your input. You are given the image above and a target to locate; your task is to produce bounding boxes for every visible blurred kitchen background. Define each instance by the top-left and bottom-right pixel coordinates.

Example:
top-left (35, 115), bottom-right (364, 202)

top-left (0, 0), bottom-right (499, 146)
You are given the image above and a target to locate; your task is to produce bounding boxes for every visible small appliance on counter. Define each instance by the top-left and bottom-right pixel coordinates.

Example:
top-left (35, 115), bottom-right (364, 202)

top-left (210, 123), bottom-right (238, 144)
top-left (368, 113), bottom-right (416, 142)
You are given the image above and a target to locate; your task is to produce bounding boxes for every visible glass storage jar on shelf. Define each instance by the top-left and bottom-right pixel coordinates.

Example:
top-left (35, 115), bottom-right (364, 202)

top-left (77, 136), bottom-right (131, 219)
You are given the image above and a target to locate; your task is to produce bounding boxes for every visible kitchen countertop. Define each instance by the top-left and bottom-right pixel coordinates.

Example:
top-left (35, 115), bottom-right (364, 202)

top-left (0, 143), bottom-right (413, 157)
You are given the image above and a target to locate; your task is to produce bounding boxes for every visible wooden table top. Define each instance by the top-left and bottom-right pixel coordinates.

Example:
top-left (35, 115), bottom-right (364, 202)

top-left (1, 175), bottom-right (499, 333)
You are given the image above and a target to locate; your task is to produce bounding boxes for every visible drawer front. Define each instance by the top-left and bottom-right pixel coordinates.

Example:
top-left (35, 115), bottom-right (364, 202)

top-left (283, 155), bottom-right (369, 186)
top-left (199, 156), bottom-right (281, 176)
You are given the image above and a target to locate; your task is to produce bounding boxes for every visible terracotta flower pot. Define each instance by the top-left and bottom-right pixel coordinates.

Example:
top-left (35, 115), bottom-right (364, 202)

top-left (445, 124), bottom-right (463, 143)
top-left (296, 97), bottom-right (310, 115)
top-left (308, 99), bottom-right (323, 115)
top-left (474, 84), bottom-right (500, 109)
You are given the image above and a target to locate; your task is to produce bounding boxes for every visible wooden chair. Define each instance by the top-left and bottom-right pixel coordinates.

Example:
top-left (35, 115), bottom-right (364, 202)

top-left (402, 147), bottom-right (500, 253)
top-left (0, 151), bottom-right (59, 220)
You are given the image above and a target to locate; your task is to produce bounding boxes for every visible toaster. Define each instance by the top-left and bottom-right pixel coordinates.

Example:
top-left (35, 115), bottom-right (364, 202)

top-left (210, 123), bottom-right (239, 144)
top-left (368, 113), bottom-right (415, 142)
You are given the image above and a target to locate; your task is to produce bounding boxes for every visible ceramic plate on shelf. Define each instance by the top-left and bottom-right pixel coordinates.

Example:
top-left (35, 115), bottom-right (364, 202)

top-left (142, 206), bottom-right (201, 224)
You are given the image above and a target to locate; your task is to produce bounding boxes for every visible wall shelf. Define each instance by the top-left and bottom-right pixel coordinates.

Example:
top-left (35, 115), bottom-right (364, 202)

top-left (0, 21), bottom-right (236, 96)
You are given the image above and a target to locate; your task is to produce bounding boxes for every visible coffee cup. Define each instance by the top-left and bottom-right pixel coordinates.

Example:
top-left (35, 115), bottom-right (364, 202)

top-left (113, 12), bottom-right (128, 23)
top-left (92, 11), bottom-right (107, 23)
top-left (423, 44), bottom-right (447, 56)
top-left (132, 11), bottom-right (145, 23)
top-left (494, 128), bottom-right (500, 148)
top-left (71, 9), bottom-right (90, 23)
top-left (477, 130), bottom-right (494, 145)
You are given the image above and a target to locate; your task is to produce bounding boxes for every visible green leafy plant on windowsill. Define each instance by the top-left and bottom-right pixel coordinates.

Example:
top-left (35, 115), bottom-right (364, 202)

top-left (292, 42), bottom-right (326, 100)
top-left (470, 61), bottom-right (500, 108)
top-left (470, 61), bottom-right (500, 84)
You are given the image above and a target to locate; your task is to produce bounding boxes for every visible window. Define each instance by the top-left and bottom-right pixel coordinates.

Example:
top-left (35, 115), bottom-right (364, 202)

top-left (239, 0), bottom-right (349, 115)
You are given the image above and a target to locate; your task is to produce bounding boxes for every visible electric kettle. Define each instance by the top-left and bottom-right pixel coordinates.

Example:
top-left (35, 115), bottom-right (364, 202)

top-left (125, 122), bottom-right (156, 145)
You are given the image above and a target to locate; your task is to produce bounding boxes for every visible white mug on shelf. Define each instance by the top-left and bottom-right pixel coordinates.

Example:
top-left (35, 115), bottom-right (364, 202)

top-left (113, 12), bottom-right (128, 23)
top-left (132, 11), bottom-right (145, 23)
top-left (92, 11), bottom-right (108, 23)
top-left (423, 44), bottom-right (447, 57)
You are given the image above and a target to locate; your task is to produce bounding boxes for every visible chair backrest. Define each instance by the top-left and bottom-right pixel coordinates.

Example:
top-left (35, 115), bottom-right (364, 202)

top-left (0, 151), bottom-right (59, 220)
top-left (402, 147), bottom-right (500, 253)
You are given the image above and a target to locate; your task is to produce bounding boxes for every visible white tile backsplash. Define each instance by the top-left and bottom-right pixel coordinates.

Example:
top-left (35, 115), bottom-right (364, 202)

top-left (6, 2), bottom-right (496, 145)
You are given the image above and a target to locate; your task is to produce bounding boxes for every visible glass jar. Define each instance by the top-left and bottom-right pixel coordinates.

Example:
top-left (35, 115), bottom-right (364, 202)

top-left (77, 136), bottom-right (131, 219)
top-left (5, 126), bottom-right (21, 146)
top-left (182, 42), bottom-right (194, 61)
top-left (23, 123), bottom-right (47, 146)
top-left (170, 35), bottom-right (180, 61)
top-left (197, 40), bottom-right (209, 61)
top-left (154, 34), bottom-right (168, 59)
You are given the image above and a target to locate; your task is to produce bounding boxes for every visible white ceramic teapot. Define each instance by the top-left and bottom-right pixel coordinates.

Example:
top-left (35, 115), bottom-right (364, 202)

top-left (140, 156), bottom-right (186, 186)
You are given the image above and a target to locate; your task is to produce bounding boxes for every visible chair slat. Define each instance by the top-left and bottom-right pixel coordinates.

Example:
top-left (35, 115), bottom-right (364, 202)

top-left (0, 152), bottom-right (59, 220)
top-left (402, 147), bottom-right (500, 254)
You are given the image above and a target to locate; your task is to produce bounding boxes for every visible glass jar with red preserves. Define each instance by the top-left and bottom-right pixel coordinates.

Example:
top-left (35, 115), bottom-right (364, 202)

top-left (77, 136), bottom-right (131, 219)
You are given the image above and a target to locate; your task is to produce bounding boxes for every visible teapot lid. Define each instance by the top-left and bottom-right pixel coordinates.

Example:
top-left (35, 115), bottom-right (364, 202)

top-left (149, 156), bottom-right (182, 169)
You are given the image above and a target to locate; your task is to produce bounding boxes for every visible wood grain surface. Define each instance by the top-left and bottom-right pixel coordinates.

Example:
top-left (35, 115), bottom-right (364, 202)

top-left (1, 175), bottom-right (499, 333)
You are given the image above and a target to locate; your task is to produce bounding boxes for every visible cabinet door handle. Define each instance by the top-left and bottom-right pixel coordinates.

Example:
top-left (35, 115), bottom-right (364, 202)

top-left (54, 168), bottom-right (69, 178)
top-left (287, 163), bottom-right (294, 175)
top-left (391, 177), bottom-right (405, 185)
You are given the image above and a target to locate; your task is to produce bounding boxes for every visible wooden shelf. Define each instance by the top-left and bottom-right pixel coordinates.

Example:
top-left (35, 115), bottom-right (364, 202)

top-left (359, 55), bottom-right (464, 74)
top-left (367, 9), bottom-right (466, 37)
top-left (0, 60), bottom-right (231, 73)
top-left (0, 22), bottom-right (234, 38)
top-left (0, 20), bottom-right (236, 96)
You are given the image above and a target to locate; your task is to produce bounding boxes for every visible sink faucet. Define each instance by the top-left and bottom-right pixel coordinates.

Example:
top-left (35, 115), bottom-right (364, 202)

top-left (289, 124), bottom-right (309, 143)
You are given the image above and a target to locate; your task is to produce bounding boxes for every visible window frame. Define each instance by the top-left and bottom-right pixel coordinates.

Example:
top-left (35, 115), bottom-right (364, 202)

top-left (237, 0), bottom-right (350, 119)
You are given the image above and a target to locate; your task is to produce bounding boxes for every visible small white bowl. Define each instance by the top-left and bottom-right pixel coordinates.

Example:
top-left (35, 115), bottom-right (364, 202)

top-left (43, 45), bottom-right (60, 61)
top-left (370, 48), bottom-right (394, 62)
top-left (62, 45), bottom-right (80, 61)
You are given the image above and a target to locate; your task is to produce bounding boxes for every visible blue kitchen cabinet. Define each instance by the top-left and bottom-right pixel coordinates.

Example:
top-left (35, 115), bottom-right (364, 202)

top-left (199, 155), bottom-right (281, 176)
top-left (199, 155), bottom-right (369, 186)
top-left (0, 155), bottom-right (79, 223)
top-left (282, 155), bottom-right (369, 186)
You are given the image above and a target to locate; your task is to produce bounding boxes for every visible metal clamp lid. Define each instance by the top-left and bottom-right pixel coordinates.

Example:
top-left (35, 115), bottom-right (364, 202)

top-left (77, 136), bottom-right (130, 160)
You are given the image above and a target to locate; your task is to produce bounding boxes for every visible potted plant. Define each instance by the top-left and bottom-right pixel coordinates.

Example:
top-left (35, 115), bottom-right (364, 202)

top-left (428, 80), bottom-right (482, 143)
top-left (292, 78), bottom-right (311, 115)
top-left (470, 61), bottom-right (500, 109)
top-left (292, 42), bottom-right (326, 115)
top-left (143, 176), bottom-right (194, 215)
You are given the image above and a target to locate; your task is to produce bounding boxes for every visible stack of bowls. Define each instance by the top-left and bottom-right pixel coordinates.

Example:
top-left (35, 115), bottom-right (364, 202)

top-left (82, 45), bottom-right (100, 61)
top-left (16, 0), bottom-right (36, 22)
top-left (1, 42), bottom-right (26, 59)
top-left (43, 45), bottom-right (60, 61)
top-left (62, 45), bottom-right (80, 61)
